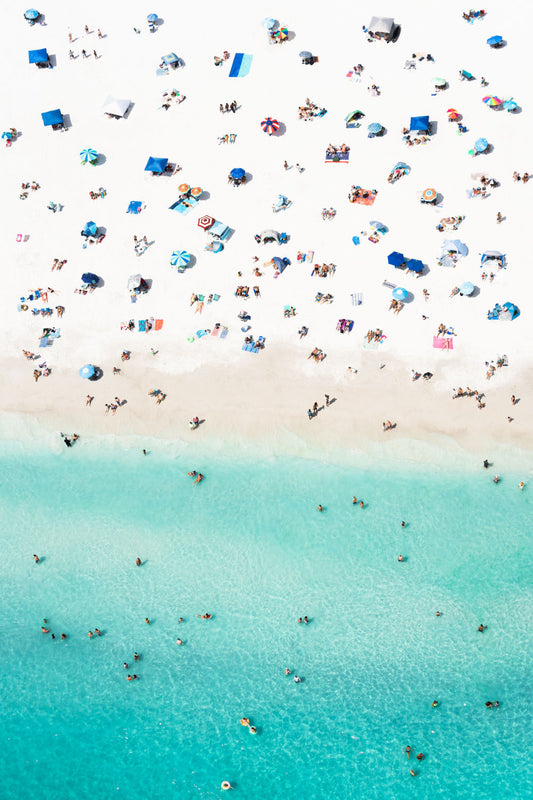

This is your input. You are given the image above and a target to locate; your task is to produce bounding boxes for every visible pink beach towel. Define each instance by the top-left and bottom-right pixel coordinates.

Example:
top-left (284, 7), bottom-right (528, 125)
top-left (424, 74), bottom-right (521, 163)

top-left (433, 336), bottom-right (453, 350)
top-left (154, 319), bottom-right (163, 331)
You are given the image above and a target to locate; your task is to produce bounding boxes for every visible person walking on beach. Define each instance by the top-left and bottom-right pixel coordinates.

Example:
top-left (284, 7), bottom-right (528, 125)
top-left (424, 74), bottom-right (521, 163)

top-left (324, 394), bottom-right (330, 407)
top-left (86, 395), bottom-right (93, 406)
top-left (283, 160), bottom-right (289, 170)
top-left (307, 409), bottom-right (313, 420)
top-left (496, 211), bottom-right (502, 224)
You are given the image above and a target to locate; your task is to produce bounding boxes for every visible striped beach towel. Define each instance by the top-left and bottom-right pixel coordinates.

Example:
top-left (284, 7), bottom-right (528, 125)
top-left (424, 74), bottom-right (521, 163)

top-left (229, 53), bottom-right (253, 77)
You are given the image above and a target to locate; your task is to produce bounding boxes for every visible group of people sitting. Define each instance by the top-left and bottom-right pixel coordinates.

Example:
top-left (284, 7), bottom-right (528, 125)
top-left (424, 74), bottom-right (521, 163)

top-left (452, 387), bottom-right (485, 409)
top-left (308, 347), bottom-right (325, 362)
top-left (89, 188), bottom-right (106, 200)
top-left (298, 98), bottom-right (326, 120)
top-left (311, 263), bottom-right (335, 277)
top-left (326, 143), bottom-right (349, 156)
top-left (403, 133), bottom-right (430, 146)
top-left (348, 186), bottom-right (377, 204)
top-left (315, 292), bottom-right (333, 304)
top-left (148, 389), bottom-right (166, 404)
top-left (462, 9), bottom-right (486, 21)
top-left (235, 286), bottom-right (260, 298)
top-left (436, 323), bottom-right (456, 337)
top-left (436, 216), bottom-right (464, 232)
top-left (389, 299), bottom-right (404, 314)
top-left (284, 306), bottom-right (296, 318)
top-left (366, 328), bottom-right (384, 343)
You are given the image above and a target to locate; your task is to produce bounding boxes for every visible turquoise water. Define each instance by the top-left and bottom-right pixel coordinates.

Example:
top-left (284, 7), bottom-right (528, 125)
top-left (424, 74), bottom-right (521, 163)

top-left (1, 441), bottom-right (532, 799)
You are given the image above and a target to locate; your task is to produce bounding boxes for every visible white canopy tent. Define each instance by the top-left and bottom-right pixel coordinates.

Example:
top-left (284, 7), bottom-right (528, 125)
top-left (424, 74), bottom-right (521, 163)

top-left (102, 96), bottom-right (131, 118)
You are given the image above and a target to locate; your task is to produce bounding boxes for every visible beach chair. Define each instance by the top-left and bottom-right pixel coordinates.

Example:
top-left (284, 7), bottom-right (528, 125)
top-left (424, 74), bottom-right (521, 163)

top-left (460, 69), bottom-right (474, 80)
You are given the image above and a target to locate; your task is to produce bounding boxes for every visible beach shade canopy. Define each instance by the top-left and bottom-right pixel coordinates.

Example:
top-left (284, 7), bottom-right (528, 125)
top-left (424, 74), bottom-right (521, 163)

top-left (24, 8), bottom-right (40, 19)
top-left (474, 137), bottom-right (489, 152)
top-left (368, 16), bottom-right (395, 37)
top-left (444, 239), bottom-right (468, 256)
top-left (127, 274), bottom-right (142, 290)
top-left (230, 167), bottom-right (245, 180)
top-left (368, 122), bottom-right (383, 133)
top-left (79, 364), bottom-right (95, 379)
top-left (459, 281), bottom-right (474, 296)
top-left (170, 250), bottom-right (191, 267)
top-left (80, 148), bottom-right (98, 164)
top-left (102, 96), bottom-right (131, 117)
top-left (481, 250), bottom-right (503, 263)
top-left (392, 287), bottom-right (408, 301)
top-left (198, 215), bottom-right (215, 230)
top-left (370, 220), bottom-right (387, 233)
top-left (345, 110), bottom-right (364, 122)
top-left (271, 256), bottom-right (286, 271)
top-left (82, 221), bottom-right (98, 236)
top-left (261, 117), bottom-right (280, 133)
top-left (387, 251), bottom-right (406, 266)
top-left (422, 187), bottom-right (437, 202)
top-left (503, 98), bottom-right (517, 111)
top-left (406, 258), bottom-right (424, 273)
top-left (487, 35), bottom-right (503, 46)
top-left (144, 156), bottom-right (168, 173)
top-left (81, 272), bottom-right (99, 285)
top-left (483, 95), bottom-right (502, 107)
top-left (434, 78), bottom-right (447, 86)
top-left (28, 48), bottom-right (48, 64)
top-left (41, 108), bottom-right (62, 126)
top-left (262, 17), bottom-right (276, 28)
top-left (501, 302), bottom-right (519, 320)
top-left (147, 13), bottom-right (158, 22)
top-left (410, 115), bottom-right (430, 132)
top-left (161, 53), bottom-right (179, 65)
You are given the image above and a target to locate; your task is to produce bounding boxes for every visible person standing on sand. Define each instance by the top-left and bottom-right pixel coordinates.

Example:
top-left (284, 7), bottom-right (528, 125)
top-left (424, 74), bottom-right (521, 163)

top-left (86, 395), bottom-right (93, 406)
top-left (324, 394), bottom-right (330, 407)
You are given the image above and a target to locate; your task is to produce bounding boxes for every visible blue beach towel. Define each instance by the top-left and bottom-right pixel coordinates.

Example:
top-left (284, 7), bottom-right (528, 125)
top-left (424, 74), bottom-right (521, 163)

top-left (138, 319), bottom-right (146, 332)
top-left (229, 53), bottom-right (253, 77)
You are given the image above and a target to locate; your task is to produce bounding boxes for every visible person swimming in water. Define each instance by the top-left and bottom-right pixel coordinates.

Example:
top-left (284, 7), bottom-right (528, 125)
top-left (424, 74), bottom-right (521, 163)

top-left (284, 668), bottom-right (292, 675)
top-left (401, 521), bottom-right (406, 528)
top-left (293, 675), bottom-right (302, 683)
top-left (478, 624), bottom-right (487, 632)
top-left (431, 700), bottom-right (439, 708)
top-left (33, 554), bottom-right (40, 563)
top-left (194, 473), bottom-right (204, 484)
top-left (404, 745), bottom-right (413, 758)
top-left (493, 475), bottom-right (500, 483)
top-left (176, 638), bottom-right (184, 645)
top-left (197, 613), bottom-right (212, 619)
top-left (303, 616), bottom-right (309, 624)
top-left (41, 626), bottom-right (50, 633)
top-left (317, 504), bottom-right (324, 512)
top-left (398, 554), bottom-right (404, 562)
top-left (136, 557), bottom-right (141, 566)
top-left (134, 652), bottom-right (139, 661)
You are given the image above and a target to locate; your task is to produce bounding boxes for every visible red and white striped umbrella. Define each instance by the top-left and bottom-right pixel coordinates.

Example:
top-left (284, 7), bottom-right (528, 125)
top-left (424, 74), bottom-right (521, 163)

top-left (261, 117), bottom-right (280, 134)
top-left (197, 215), bottom-right (215, 230)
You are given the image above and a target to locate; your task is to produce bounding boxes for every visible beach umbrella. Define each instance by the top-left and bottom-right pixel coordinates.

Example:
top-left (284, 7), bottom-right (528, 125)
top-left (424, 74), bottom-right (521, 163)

top-left (198, 215), bottom-right (215, 230)
top-left (392, 287), bottom-right (408, 301)
top-left (170, 250), bottom-right (191, 267)
top-left (41, 109), bottom-right (63, 127)
top-left (474, 137), bottom-right (488, 152)
top-left (230, 167), bottom-right (245, 180)
top-left (79, 364), bottom-right (95, 379)
top-left (406, 259), bottom-right (424, 273)
top-left (370, 220), bottom-right (387, 232)
top-left (487, 35), bottom-right (503, 46)
top-left (81, 272), bottom-right (99, 285)
top-left (503, 98), bottom-right (517, 112)
top-left (410, 115), bottom-right (429, 132)
top-left (102, 96), bottom-right (131, 117)
top-left (24, 8), bottom-right (39, 19)
top-left (262, 17), bottom-right (276, 29)
top-left (299, 51), bottom-right (313, 58)
top-left (444, 239), bottom-right (468, 256)
top-left (482, 96), bottom-right (502, 107)
top-left (190, 186), bottom-right (202, 197)
top-left (1, 131), bottom-right (13, 140)
top-left (161, 53), bottom-right (179, 65)
top-left (368, 122), bottom-right (383, 134)
top-left (147, 13), bottom-right (158, 22)
top-left (447, 108), bottom-right (459, 120)
top-left (178, 183), bottom-right (190, 193)
top-left (459, 281), bottom-right (474, 296)
top-left (28, 48), bottom-right (48, 64)
top-left (261, 117), bottom-right (279, 134)
top-left (144, 156), bottom-right (168, 173)
top-left (387, 251), bottom-right (405, 267)
top-left (127, 274), bottom-right (142, 290)
top-left (80, 148), bottom-right (98, 164)
top-left (82, 221), bottom-right (98, 236)
top-left (345, 110), bottom-right (364, 122)
top-left (422, 187), bottom-right (437, 202)
top-left (434, 78), bottom-right (447, 87)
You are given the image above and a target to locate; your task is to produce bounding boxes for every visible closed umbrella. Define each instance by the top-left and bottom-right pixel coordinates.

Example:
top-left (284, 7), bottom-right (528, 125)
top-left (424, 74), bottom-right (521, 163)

top-left (459, 281), bottom-right (474, 295)
top-left (368, 122), bottom-right (383, 134)
top-left (80, 148), bottom-right (98, 164)
top-left (170, 250), bottom-right (191, 267)
top-left (487, 35), bottom-right (503, 46)
top-left (79, 364), bottom-right (95, 379)
top-left (482, 96), bottom-right (502, 107)
top-left (261, 117), bottom-right (280, 134)
top-left (392, 287), bottom-right (408, 301)
top-left (474, 137), bottom-right (488, 152)
top-left (230, 168), bottom-right (245, 180)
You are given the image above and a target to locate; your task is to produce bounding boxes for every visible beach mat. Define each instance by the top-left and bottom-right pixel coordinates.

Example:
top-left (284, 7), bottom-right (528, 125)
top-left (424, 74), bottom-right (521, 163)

top-left (433, 336), bottom-right (454, 350)
top-left (154, 319), bottom-right (163, 331)
top-left (229, 53), bottom-right (253, 77)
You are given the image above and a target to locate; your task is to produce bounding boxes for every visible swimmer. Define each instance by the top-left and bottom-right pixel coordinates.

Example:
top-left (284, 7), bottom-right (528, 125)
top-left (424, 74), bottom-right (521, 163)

top-left (188, 470), bottom-right (197, 478)
top-left (297, 618), bottom-right (303, 624)
top-left (178, 617), bottom-right (183, 623)
top-left (293, 675), bottom-right (302, 683)
top-left (436, 611), bottom-right (442, 617)
top-left (41, 626), bottom-right (50, 633)
top-left (197, 613), bottom-right (212, 619)
top-left (485, 701), bottom-right (493, 708)
top-left (127, 674), bottom-right (133, 681)
top-left (401, 521), bottom-right (406, 528)
top-left (136, 557), bottom-right (141, 566)
top-left (478, 624), bottom-right (487, 632)
top-left (142, 449), bottom-right (147, 456)
top-left (404, 745), bottom-right (413, 758)
top-left (134, 652), bottom-right (139, 661)
top-left (410, 769), bottom-right (417, 777)
top-left (194, 473), bottom-right (203, 484)
top-left (145, 618), bottom-right (150, 624)
top-left (221, 782), bottom-right (232, 791)
top-left (493, 475), bottom-right (500, 483)
top-left (519, 481), bottom-right (525, 490)
top-left (94, 628), bottom-right (101, 636)
top-left (359, 501), bottom-right (364, 509)
top-left (249, 726), bottom-right (257, 734)
top-left (352, 497), bottom-right (357, 505)
top-left (176, 638), bottom-right (184, 645)
top-left (398, 554), bottom-right (404, 562)
top-left (61, 633), bottom-right (67, 640)
top-left (284, 668), bottom-right (292, 675)
top-left (33, 554), bottom-right (40, 563)
top-left (431, 700), bottom-right (439, 708)
top-left (317, 504), bottom-right (324, 512)
top-left (303, 616), bottom-right (309, 624)
top-left (240, 718), bottom-right (250, 726)
top-left (416, 753), bottom-right (425, 761)
top-left (88, 630), bottom-right (93, 638)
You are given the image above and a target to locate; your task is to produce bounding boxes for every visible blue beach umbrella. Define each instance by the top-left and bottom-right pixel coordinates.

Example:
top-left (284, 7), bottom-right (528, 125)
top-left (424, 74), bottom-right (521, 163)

top-left (144, 156), bottom-right (168, 173)
top-left (487, 35), bottom-right (503, 46)
top-left (474, 137), bottom-right (488, 152)
top-left (2, 131), bottom-right (13, 140)
top-left (80, 148), bottom-right (98, 164)
top-left (147, 13), bottom-right (158, 22)
top-left (459, 281), bottom-right (474, 295)
top-left (503, 98), bottom-right (517, 112)
top-left (230, 167), bottom-right (245, 180)
top-left (79, 364), bottom-right (95, 379)
top-left (82, 221), bottom-right (98, 237)
top-left (368, 122), bottom-right (383, 134)
top-left (24, 8), bottom-right (40, 19)
top-left (410, 115), bottom-right (429, 132)
top-left (81, 272), bottom-right (99, 285)
top-left (41, 109), bottom-right (63, 127)
top-left (406, 258), bottom-right (424, 273)
top-left (387, 251), bottom-right (405, 267)
top-left (170, 250), bottom-right (191, 267)
top-left (28, 48), bottom-right (48, 64)
top-left (392, 287), bottom-right (408, 301)
top-left (262, 17), bottom-right (276, 29)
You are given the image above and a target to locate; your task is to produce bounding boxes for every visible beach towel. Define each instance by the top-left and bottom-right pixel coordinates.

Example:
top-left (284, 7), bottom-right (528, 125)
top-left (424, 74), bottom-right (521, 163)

top-left (229, 53), bottom-right (253, 77)
top-left (351, 293), bottom-right (363, 306)
top-left (39, 337), bottom-right (52, 347)
top-left (220, 327), bottom-right (228, 339)
top-left (325, 151), bottom-right (350, 164)
top-left (362, 340), bottom-right (379, 350)
top-left (433, 336), bottom-right (454, 350)
top-left (138, 320), bottom-right (147, 332)
top-left (211, 325), bottom-right (220, 337)
top-left (154, 319), bottom-right (163, 331)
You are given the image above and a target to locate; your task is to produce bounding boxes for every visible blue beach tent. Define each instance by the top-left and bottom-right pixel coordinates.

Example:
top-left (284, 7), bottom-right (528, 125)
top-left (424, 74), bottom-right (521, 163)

top-left (81, 272), bottom-right (99, 285)
top-left (410, 115), bottom-right (430, 132)
top-left (28, 48), bottom-right (48, 64)
top-left (145, 156), bottom-right (168, 173)
top-left (387, 251), bottom-right (405, 267)
top-left (41, 108), bottom-right (62, 126)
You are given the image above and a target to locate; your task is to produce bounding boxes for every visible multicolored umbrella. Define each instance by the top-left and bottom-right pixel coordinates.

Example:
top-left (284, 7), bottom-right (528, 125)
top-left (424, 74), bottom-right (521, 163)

top-left (392, 287), bottom-right (408, 301)
top-left (447, 108), bottom-right (459, 120)
top-left (79, 364), bottom-right (95, 379)
top-left (170, 250), bottom-right (191, 267)
top-left (482, 96), bottom-right (502, 107)
top-left (190, 186), bottom-right (202, 197)
top-left (178, 183), bottom-right (190, 193)
top-left (474, 137), bottom-right (488, 152)
top-left (80, 148), bottom-right (98, 164)
top-left (198, 215), bottom-right (215, 230)
top-left (422, 187), bottom-right (437, 202)
top-left (261, 117), bottom-right (280, 134)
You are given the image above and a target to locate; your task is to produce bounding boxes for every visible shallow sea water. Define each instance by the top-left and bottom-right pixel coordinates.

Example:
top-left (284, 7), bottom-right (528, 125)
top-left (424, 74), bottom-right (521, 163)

top-left (1, 441), bottom-right (532, 799)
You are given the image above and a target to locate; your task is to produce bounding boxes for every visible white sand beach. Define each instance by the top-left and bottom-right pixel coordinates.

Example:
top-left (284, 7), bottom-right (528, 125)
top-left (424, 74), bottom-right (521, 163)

top-left (3, 0), bottom-right (533, 463)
